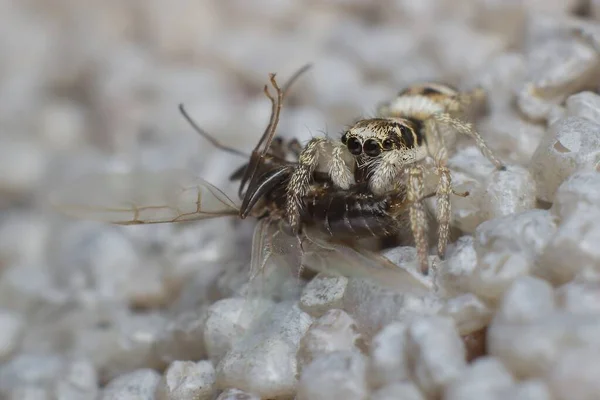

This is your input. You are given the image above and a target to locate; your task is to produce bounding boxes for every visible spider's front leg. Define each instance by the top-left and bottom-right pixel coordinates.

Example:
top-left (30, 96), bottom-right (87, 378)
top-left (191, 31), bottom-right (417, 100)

top-left (407, 164), bottom-right (430, 275)
top-left (285, 137), bottom-right (354, 233)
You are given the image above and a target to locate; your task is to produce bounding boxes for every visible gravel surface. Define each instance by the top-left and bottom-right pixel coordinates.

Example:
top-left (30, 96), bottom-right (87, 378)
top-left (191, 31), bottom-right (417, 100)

top-left (2, 1), bottom-right (600, 399)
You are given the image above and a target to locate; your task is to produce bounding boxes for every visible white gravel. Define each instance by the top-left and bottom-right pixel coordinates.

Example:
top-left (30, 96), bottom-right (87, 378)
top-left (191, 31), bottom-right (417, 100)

top-left (2, 1), bottom-right (600, 399)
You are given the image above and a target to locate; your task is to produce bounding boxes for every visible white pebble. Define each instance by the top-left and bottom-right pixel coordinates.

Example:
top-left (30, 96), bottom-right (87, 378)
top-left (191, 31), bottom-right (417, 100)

top-left (471, 210), bottom-right (557, 303)
top-left (0, 309), bottom-right (24, 360)
top-left (551, 169), bottom-right (600, 220)
top-left (555, 281), bottom-right (600, 314)
top-left (444, 356), bottom-right (514, 400)
top-left (530, 117), bottom-right (600, 203)
top-left (203, 298), bottom-right (247, 364)
top-left (370, 381), bottom-right (425, 400)
top-left (436, 236), bottom-right (478, 297)
top-left (342, 277), bottom-right (442, 338)
top-left (440, 293), bottom-right (493, 336)
top-left (3, 386), bottom-right (49, 400)
top-left (153, 309), bottom-right (207, 366)
top-left (300, 273), bottom-right (347, 318)
top-left (100, 369), bottom-right (160, 400)
top-left (297, 351), bottom-right (368, 400)
top-left (37, 100), bottom-right (86, 151)
top-left (52, 359), bottom-right (98, 400)
top-left (479, 166), bottom-right (536, 221)
top-left (538, 205), bottom-right (600, 285)
top-left (0, 137), bottom-right (45, 197)
top-left (477, 112), bottom-right (545, 166)
top-left (495, 276), bottom-right (556, 324)
top-left (0, 213), bottom-right (48, 266)
top-left (215, 388), bottom-right (260, 400)
top-left (496, 380), bottom-right (552, 400)
top-left (546, 347), bottom-right (600, 400)
top-left (566, 91), bottom-right (600, 125)
top-left (406, 316), bottom-right (466, 398)
top-left (0, 354), bottom-right (64, 393)
top-left (155, 360), bottom-right (215, 400)
top-left (297, 309), bottom-right (362, 373)
top-left (368, 322), bottom-right (411, 389)
top-left (216, 302), bottom-right (312, 399)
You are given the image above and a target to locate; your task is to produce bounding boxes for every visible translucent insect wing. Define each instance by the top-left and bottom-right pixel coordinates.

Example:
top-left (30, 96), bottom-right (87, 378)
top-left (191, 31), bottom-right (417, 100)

top-left (237, 219), bottom-right (304, 328)
top-left (50, 169), bottom-right (239, 225)
top-left (301, 229), bottom-right (430, 295)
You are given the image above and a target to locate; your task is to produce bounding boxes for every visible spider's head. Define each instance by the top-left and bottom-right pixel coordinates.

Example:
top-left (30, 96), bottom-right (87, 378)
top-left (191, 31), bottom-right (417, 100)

top-left (341, 118), bottom-right (421, 158)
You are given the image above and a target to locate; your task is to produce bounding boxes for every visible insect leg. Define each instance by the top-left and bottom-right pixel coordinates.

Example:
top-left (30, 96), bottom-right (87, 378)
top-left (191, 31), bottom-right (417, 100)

top-left (432, 113), bottom-right (505, 171)
top-left (407, 165), bottom-right (429, 275)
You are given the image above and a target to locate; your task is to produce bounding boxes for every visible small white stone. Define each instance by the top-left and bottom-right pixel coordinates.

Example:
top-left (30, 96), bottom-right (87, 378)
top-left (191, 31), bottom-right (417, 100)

top-left (155, 360), bottom-right (215, 400)
top-left (440, 293), bottom-right (493, 336)
top-left (203, 298), bottom-right (248, 364)
top-left (538, 205), bottom-right (600, 285)
top-left (297, 309), bottom-right (362, 373)
top-left (496, 380), bottom-right (552, 400)
top-left (342, 277), bottom-right (442, 338)
top-left (471, 210), bottom-right (557, 303)
top-left (0, 137), bottom-right (45, 197)
top-left (300, 273), bottom-right (348, 318)
top-left (0, 309), bottom-right (24, 360)
top-left (406, 316), bottom-right (466, 398)
top-left (100, 369), bottom-right (160, 400)
top-left (466, 52), bottom-right (526, 112)
top-left (0, 213), bottom-right (48, 266)
top-left (546, 347), bottom-right (600, 400)
top-left (38, 100), bottom-right (86, 151)
top-left (530, 117), bottom-right (600, 203)
top-left (551, 169), bottom-right (600, 220)
top-left (3, 386), bottom-right (50, 400)
top-left (216, 302), bottom-right (312, 399)
top-left (566, 91), bottom-right (600, 125)
top-left (517, 38), bottom-right (599, 122)
top-left (52, 359), bottom-right (98, 400)
top-left (370, 381), bottom-right (425, 400)
top-left (477, 112), bottom-right (545, 166)
top-left (0, 354), bottom-right (64, 393)
top-left (555, 281), bottom-right (600, 314)
top-left (368, 322), bottom-right (411, 389)
top-left (444, 356), bottom-right (514, 400)
top-left (436, 236), bottom-right (478, 297)
top-left (479, 165), bottom-right (536, 221)
top-left (215, 388), bottom-right (260, 400)
top-left (297, 351), bottom-right (368, 400)
top-left (495, 276), bottom-right (556, 324)
top-left (153, 309), bottom-right (207, 366)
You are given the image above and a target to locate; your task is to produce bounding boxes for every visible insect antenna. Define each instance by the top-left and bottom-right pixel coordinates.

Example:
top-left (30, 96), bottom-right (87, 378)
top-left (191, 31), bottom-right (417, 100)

top-left (178, 103), bottom-right (248, 158)
top-left (238, 64), bottom-right (312, 203)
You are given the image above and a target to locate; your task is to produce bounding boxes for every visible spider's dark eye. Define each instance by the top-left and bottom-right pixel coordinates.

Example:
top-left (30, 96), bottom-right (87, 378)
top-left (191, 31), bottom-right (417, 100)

top-left (363, 139), bottom-right (381, 157)
top-left (341, 132), bottom-right (349, 144)
top-left (382, 138), bottom-right (394, 150)
top-left (346, 137), bottom-right (362, 155)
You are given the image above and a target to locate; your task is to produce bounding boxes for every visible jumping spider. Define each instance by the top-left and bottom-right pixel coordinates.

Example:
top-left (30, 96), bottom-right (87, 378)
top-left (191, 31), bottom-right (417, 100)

top-left (287, 82), bottom-right (506, 274)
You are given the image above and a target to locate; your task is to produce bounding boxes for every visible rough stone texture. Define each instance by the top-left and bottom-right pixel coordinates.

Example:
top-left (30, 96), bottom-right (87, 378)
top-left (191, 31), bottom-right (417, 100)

top-left (297, 309), bottom-right (363, 374)
top-left (296, 351), bottom-right (368, 400)
top-left (471, 210), bottom-right (557, 303)
top-left (530, 117), bottom-right (600, 203)
top-left (444, 356), bottom-right (514, 400)
top-left (405, 316), bottom-right (466, 398)
top-left (155, 360), bottom-right (215, 400)
top-left (4, 2), bottom-right (600, 399)
top-left (299, 273), bottom-right (348, 318)
top-left (100, 369), bottom-right (160, 400)
top-left (216, 302), bottom-right (312, 399)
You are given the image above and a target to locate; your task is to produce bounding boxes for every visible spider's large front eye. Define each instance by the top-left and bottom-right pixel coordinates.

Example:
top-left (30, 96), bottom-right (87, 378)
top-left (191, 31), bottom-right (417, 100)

top-left (363, 139), bottom-right (381, 157)
top-left (347, 137), bottom-right (362, 155)
top-left (382, 139), bottom-right (394, 150)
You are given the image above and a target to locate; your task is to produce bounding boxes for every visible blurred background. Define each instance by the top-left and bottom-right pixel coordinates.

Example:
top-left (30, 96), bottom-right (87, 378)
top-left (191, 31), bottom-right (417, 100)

top-left (0, 0), bottom-right (594, 394)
